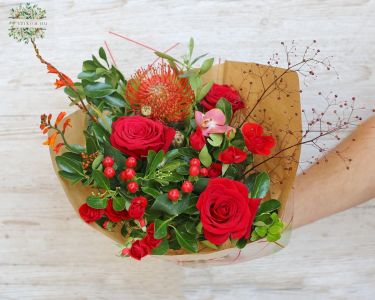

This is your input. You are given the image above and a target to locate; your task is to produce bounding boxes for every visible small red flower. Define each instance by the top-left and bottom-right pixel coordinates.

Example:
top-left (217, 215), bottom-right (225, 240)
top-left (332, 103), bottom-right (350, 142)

top-left (189, 127), bottom-right (206, 151)
top-left (128, 196), bottom-right (148, 220)
top-left (105, 199), bottom-right (130, 222)
top-left (129, 240), bottom-right (151, 260)
top-left (241, 122), bottom-right (276, 156)
top-left (207, 163), bottom-right (222, 178)
top-left (79, 203), bottom-right (104, 223)
top-left (218, 146), bottom-right (247, 164)
top-left (201, 83), bottom-right (245, 112)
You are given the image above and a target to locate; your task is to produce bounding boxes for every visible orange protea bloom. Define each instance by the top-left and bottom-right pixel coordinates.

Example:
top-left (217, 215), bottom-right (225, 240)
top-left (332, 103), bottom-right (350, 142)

top-left (126, 63), bottom-right (195, 123)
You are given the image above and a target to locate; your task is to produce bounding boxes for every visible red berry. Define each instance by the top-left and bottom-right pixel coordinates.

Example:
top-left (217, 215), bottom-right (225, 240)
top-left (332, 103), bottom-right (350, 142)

top-left (181, 181), bottom-right (193, 193)
top-left (126, 156), bottom-right (137, 168)
top-left (189, 165), bottom-right (200, 177)
top-left (168, 189), bottom-right (180, 202)
top-left (104, 167), bottom-right (116, 178)
top-left (120, 168), bottom-right (136, 181)
top-left (190, 158), bottom-right (201, 167)
top-left (102, 156), bottom-right (114, 168)
top-left (200, 167), bottom-right (208, 177)
top-left (127, 182), bottom-right (139, 193)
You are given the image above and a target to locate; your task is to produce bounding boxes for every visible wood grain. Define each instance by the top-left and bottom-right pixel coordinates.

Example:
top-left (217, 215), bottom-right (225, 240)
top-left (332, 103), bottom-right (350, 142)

top-left (0, 0), bottom-right (374, 299)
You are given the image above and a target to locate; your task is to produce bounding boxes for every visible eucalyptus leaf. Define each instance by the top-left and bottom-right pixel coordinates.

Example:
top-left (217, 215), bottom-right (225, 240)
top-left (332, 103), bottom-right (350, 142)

top-left (199, 145), bottom-right (212, 168)
top-left (216, 98), bottom-right (233, 123)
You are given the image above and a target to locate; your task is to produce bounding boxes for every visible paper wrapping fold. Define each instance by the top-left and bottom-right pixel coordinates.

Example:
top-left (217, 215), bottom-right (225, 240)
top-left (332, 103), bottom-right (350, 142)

top-left (49, 60), bottom-right (301, 263)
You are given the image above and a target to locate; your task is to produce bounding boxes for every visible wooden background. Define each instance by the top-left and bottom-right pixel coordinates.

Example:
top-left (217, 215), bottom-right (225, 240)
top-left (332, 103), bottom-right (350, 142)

top-left (1, 0), bottom-right (374, 299)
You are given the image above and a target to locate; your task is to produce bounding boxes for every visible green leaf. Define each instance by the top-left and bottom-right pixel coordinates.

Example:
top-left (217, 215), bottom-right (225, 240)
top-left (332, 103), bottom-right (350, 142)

top-left (251, 172), bottom-right (270, 198)
top-left (236, 238), bottom-right (248, 249)
top-left (201, 240), bottom-right (218, 249)
top-left (154, 219), bottom-right (171, 239)
top-left (199, 145), bottom-right (212, 168)
top-left (152, 239), bottom-right (169, 255)
top-left (216, 98), bottom-right (233, 123)
top-left (269, 223), bottom-right (284, 235)
top-left (207, 133), bottom-right (223, 147)
top-left (85, 131), bottom-right (99, 154)
top-left (99, 47), bottom-right (108, 63)
top-left (145, 151), bottom-right (164, 176)
top-left (193, 178), bottom-right (209, 193)
top-left (58, 170), bottom-right (85, 182)
top-left (189, 75), bottom-right (202, 95)
top-left (86, 195), bottom-right (107, 209)
top-left (160, 160), bottom-right (183, 172)
top-left (82, 60), bottom-right (96, 71)
top-left (256, 199), bottom-right (281, 215)
top-left (113, 196), bottom-right (126, 211)
top-left (188, 37), bottom-right (194, 57)
top-left (84, 82), bottom-right (115, 98)
top-left (56, 155), bottom-right (84, 176)
top-left (174, 228), bottom-right (198, 253)
top-left (255, 226), bottom-right (268, 238)
top-left (266, 233), bottom-right (281, 242)
top-left (151, 194), bottom-right (191, 216)
top-left (92, 153), bottom-right (103, 169)
top-left (77, 71), bottom-right (100, 81)
top-left (92, 169), bottom-right (110, 190)
top-left (199, 57), bottom-right (214, 75)
top-left (197, 81), bottom-right (214, 102)
top-left (154, 51), bottom-right (178, 62)
top-left (104, 92), bottom-right (126, 107)
top-left (121, 223), bottom-right (128, 237)
top-left (141, 187), bottom-right (161, 199)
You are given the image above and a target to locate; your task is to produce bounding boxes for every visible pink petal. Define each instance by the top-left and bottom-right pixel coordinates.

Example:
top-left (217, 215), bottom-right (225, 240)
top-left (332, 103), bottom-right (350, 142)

top-left (205, 108), bottom-right (226, 125)
top-left (195, 111), bottom-right (204, 126)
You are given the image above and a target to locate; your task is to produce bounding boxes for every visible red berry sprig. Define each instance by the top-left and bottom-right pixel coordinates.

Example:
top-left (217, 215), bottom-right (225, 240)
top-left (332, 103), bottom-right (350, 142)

top-left (126, 156), bottom-right (137, 168)
top-left (104, 167), bottom-right (116, 178)
top-left (181, 181), bottom-right (193, 193)
top-left (120, 168), bottom-right (136, 181)
top-left (200, 167), bottom-right (208, 177)
top-left (168, 189), bottom-right (180, 202)
top-left (102, 156), bottom-right (115, 168)
top-left (127, 182), bottom-right (139, 193)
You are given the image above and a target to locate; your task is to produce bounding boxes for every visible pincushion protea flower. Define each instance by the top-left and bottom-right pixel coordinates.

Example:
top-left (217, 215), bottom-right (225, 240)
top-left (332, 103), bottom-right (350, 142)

top-left (125, 63), bottom-right (195, 123)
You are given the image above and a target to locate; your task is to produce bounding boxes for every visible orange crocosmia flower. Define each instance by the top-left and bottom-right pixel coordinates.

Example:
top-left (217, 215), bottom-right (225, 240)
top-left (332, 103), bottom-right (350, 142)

top-left (46, 64), bottom-right (75, 90)
top-left (43, 131), bottom-right (58, 147)
top-left (53, 143), bottom-right (64, 153)
top-left (62, 118), bottom-right (71, 133)
top-left (42, 127), bottom-right (49, 134)
top-left (54, 112), bottom-right (66, 126)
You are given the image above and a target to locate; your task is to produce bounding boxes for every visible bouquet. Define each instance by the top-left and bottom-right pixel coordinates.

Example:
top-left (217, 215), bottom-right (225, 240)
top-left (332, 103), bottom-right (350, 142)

top-left (30, 36), bottom-right (363, 264)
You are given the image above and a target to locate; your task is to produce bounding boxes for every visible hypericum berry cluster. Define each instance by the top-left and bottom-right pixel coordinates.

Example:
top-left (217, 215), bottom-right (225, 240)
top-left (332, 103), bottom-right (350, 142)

top-left (81, 151), bottom-right (99, 170)
top-left (189, 158), bottom-right (208, 177)
top-left (103, 156), bottom-right (116, 178)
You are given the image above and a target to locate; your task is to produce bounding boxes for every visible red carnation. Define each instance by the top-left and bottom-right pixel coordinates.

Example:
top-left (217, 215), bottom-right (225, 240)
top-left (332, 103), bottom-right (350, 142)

top-left (201, 83), bottom-right (245, 112)
top-left (78, 203), bottom-right (104, 223)
top-left (105, 199), bottom-right (130, 222)
top-left (128, 196), bottom-right (148, 220)
top-left (110, 115), bottom-right (176, 159)
top-left (189, 127), bottom-right (206, 150)
top-left (196, 178), bottom-right (261, 245)
top-left (241, 122), bottom-right (276, 156)
top-left (207, 163), bottom-right (222, 178)
top-left (218, 146), bottom-right (247, 164)
top-left (129, 240), bottom-right (151, 260)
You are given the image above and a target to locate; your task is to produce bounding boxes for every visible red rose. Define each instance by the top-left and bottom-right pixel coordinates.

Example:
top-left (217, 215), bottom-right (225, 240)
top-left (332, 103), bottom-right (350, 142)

top-left (189, 127), bottom-right (205, 150)
top-left (128, 196), bottom-right (148, 220)
top-left (241, 122), bottom-right (276, 156)
top-left (201, 83), bottom-right (245, 112)
top-left (218, 146), bottom-right (247, 164)
top-left (105, 199), bottom-right (130, 222)
top-left (110, 116), bottom-right (176, 159)
top-left (129, 240), bottom-right (151, 260)
top-left (79, 204), bottom-right (104, 223)
top-left (196, 178), bottom-right (261, 245)
top-left (144, 223), bottom-right (162, 249)
top-left (207, 163), bottom-right (222, 178)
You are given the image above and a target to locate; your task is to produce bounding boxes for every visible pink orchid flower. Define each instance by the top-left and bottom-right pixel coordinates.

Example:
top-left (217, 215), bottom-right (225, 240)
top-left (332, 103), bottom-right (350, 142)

top-left (195, 108), bottom-right (234, 136)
